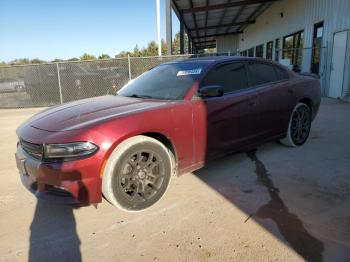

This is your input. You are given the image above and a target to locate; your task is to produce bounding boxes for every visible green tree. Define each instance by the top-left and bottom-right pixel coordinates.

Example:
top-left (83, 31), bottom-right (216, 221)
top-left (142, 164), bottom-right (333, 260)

top-left (172, 32), bottom-right (189, 55)
top-left (80, 53), bottom-right (96, 61)
top-left (98, 54), bottom-right (111, 59)
top-left (52, 58), bottom-right (64, 62)
top-left (115, 51), bottom-right (130, 58)
top-left (143, 41), bottom-right (158, 56)
top-left (0, 61), bottom-right (6, 66)
top-left (161, 39), bottom-right (168, 55)
top-left (68, 57), bottom-right (79, 61)
top-left (133, 45), bottom-right (141, 57)
top-left (206, 48), bottom-right (216, 54)
top-left (30, 58), bottom-right (45, 64)
top-left (9, 58), bottom-right (30, 65)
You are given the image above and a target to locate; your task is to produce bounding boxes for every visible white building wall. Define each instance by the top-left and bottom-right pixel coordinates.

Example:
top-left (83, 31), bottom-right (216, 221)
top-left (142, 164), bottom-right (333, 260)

top-left (216, 35), bottom-right (239, 54)
top-left (216, 0), bottom-right (350, 98)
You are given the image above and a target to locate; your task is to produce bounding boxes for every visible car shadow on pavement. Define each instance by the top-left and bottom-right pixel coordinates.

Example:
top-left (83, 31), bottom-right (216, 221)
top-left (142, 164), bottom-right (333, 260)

top-left (28, 177), bottom-right (88, 262)
top-left (194, 144), bottom-right (325, 262)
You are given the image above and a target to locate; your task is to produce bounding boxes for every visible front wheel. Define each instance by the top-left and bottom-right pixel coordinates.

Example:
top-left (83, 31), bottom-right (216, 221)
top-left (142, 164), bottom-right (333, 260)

top-left (280, 102), bottom-right (312, 147)
top-left (102, 136), bottom-right (173, 211)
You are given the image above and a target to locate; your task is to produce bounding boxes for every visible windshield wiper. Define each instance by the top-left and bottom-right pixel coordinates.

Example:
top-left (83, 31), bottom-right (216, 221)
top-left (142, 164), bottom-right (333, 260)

top-left (127, 94), bottom-right (155, 99)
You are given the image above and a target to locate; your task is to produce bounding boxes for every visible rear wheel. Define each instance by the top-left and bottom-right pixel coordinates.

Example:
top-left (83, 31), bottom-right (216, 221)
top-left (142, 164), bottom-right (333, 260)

top-left (280, 103), bottom-right (312, 147)
top-left (102, 136), bottom-right (173, 211)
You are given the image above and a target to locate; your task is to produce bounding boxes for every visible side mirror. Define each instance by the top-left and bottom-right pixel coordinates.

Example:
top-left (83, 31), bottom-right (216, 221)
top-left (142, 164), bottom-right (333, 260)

top-left (199, 85), bottom-right (224, 98)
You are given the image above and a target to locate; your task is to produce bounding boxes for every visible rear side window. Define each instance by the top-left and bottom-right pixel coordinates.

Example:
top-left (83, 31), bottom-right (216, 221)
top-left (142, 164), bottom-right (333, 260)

top-left (248, 63), bottom-right (277, 85)
top-left (274, 66), bottom-right (289, 80)
top-left (201, 63), bottom-right (248, 93)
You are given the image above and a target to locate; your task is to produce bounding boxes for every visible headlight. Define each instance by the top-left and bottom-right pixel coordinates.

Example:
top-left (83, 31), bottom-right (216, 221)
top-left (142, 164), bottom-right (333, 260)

top-left (44, 142), bottom-right (98, 159)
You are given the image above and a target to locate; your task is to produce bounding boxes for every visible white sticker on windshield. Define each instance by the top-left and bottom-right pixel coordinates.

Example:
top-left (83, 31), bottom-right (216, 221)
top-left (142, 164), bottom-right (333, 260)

top-left (177, 68), bottom-right (202, 76)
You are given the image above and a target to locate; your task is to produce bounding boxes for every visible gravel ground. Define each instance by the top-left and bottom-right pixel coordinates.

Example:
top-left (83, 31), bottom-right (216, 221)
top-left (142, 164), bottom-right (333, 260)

top-left (0, 98), bottom-right (349, 262)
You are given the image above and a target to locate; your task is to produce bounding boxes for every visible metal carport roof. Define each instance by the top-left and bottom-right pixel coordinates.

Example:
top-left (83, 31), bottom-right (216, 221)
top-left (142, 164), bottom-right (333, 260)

top-left (167, 0), bottom-right (278, 51)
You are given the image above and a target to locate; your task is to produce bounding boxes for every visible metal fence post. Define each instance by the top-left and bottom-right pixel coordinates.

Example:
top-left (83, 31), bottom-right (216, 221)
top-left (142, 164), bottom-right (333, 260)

top-left (56, 63), bottom-right (63, 104)
top-left (128, 54), bottom-right (132, 81)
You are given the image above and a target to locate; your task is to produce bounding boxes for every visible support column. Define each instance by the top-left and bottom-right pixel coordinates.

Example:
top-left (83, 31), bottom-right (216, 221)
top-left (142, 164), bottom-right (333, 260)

top-left (166, 0), bottom-right (172, 55)
top-left (180, 14), bottom-right (184, 54)
top-left (192, 40), bottom-right (196, 54)
top-left (188, 35), bottom-right (191, 54)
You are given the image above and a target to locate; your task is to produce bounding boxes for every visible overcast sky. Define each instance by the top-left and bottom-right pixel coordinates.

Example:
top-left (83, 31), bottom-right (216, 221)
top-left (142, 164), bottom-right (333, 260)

top-left (0, 0), bottom-right (180, 61)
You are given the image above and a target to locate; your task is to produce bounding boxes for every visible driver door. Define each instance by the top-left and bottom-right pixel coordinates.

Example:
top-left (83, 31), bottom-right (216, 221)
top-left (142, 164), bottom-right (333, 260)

top-left (198, 62), bottom-right (259, 160)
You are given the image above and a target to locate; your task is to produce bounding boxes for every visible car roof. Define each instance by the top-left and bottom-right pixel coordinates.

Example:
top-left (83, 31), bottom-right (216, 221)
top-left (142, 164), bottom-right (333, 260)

top-left (165, 56), bottom-right (283, 67)
top-left (163, 56), bottom-right (237, 65)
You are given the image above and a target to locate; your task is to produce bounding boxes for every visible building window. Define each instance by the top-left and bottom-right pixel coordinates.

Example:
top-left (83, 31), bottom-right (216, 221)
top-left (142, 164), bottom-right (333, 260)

top-left (266, 41), bottom-right (273, 60)
top-left (275, 38), bottom-right (280, 61)
top-left (283, 31), bottom-right (304, 72)
top-left (248, 48), bottom-right (254, 57)
top-left (255, 45), bottom-right (264, 58)
top-left (241, 50), bottom-right (248, 57)
top-left (311, 22), bottom-right (324, 75)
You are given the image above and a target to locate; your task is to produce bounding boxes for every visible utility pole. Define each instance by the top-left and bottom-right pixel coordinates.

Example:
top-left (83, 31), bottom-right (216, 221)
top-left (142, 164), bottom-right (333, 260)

top-left (166, 0), bottom-right (172, 55)
top-left (156, 0), bottom-right (162, 56)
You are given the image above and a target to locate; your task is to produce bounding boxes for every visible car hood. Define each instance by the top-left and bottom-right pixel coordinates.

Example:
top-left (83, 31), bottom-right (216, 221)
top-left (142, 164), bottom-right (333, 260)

top-left (27, 95), bottom-right (168, 132)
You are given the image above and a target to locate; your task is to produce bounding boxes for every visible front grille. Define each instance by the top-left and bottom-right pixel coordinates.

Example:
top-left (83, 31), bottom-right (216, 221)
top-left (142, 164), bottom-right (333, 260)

top-left (20, 139), bottom-right (43, 160)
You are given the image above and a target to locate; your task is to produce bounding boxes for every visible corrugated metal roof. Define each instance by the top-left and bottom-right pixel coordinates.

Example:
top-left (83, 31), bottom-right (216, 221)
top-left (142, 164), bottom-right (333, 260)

top-left (172, 0), bottom-right (276, 49)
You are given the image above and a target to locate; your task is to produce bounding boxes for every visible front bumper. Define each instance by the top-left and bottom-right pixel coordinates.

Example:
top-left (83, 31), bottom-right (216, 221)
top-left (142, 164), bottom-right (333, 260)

top-left (15, 144), bottom-right (102, 205)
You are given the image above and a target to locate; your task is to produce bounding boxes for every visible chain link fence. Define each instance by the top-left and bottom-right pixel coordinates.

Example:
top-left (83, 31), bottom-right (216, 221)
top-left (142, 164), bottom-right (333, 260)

top-left (0, 55), bottom-right (193, 108)
top-left (1, 48), bottom-right (337, 108)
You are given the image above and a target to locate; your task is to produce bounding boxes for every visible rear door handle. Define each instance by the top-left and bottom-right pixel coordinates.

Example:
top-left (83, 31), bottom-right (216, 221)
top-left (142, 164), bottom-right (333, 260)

top-left (288, 89), bottom-right (295, 94)
top-left (247, 99), bottom-right (257, 107)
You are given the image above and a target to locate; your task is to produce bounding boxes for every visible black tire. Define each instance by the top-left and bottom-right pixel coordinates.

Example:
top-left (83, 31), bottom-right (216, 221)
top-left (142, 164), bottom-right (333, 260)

top-left (102, 136), bottom-right (174, 211)
top-left (280, 102), bottom-right (312, 147)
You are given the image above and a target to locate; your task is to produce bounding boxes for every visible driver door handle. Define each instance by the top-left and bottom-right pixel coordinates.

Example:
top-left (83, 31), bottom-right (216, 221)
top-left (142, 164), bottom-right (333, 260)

top-left (247, 100), bottom-right (257, 107)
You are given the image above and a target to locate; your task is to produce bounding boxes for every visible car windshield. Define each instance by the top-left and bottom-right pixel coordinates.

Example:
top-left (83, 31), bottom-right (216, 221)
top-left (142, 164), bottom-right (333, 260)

top-left (118, 62), bottom-right (203, 100)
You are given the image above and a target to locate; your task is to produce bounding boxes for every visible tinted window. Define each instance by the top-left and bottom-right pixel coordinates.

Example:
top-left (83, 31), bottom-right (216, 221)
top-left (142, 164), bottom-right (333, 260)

top-left (248, 63), bottom-right (277, 85)
top-left (274, 66), bottom-right (288, 80)
top-left (202, 63), bottom-right (248, 93)
top-left (118, 63), bottom-right (203, 100)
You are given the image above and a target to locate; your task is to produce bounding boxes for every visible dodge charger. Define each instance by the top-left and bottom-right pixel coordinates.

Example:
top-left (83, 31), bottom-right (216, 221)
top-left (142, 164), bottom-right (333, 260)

top-left (15, 57), bottom-right (321, 211)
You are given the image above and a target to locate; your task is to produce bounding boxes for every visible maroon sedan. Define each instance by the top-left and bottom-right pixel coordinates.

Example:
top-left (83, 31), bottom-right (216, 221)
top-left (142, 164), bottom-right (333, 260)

top-left (15, 57), bottom-right (321, 211)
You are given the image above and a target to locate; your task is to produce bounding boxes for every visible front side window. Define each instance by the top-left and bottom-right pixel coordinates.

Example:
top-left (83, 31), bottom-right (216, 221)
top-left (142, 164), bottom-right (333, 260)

top-left (201, 62), bottom-right (249, 94)
top-left (248, 63), bottom-right (278, 86)
top-left (118, 62), bottom-right (204, 100)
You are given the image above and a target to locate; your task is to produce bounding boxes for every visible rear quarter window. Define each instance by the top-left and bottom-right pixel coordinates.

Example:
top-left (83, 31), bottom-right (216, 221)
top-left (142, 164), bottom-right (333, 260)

top-left (248, 63), bottom-right (277, 85)
top-left (274, 66), bottom-right (289, 80)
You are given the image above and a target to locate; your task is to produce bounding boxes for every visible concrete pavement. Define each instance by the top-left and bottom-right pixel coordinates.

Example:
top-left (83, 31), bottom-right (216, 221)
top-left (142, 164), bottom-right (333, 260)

top-left (0, 98), bottom-right (349, 262)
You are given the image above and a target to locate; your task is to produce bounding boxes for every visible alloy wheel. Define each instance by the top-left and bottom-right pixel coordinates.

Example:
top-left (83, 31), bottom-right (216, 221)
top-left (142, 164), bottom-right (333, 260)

top-left (117, 150), bottom-right (166, 205)
top-left (290, 105), bottom-right (311, 145)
